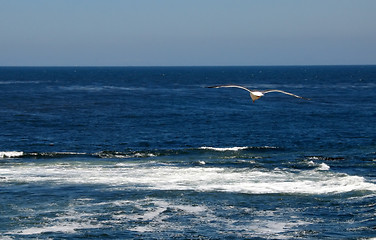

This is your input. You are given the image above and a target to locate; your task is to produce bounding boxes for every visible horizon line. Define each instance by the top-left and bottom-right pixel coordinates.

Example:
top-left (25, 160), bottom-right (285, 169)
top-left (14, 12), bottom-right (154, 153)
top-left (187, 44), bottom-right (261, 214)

top-left (1, 64), bottom-right (375, 68)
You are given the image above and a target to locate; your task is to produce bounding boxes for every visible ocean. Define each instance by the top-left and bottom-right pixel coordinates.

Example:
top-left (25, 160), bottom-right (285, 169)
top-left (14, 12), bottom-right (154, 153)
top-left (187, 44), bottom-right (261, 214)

top-left (0, 66), bottom-right (375, 239)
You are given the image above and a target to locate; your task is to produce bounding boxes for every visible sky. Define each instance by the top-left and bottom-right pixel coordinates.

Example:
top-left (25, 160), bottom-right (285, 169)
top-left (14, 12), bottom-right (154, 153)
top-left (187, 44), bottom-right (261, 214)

top-left (1, 0), bottom-right (376, 66)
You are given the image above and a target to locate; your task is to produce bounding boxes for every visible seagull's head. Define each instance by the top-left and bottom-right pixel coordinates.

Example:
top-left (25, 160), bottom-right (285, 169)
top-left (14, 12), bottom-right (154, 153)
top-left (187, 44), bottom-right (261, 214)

top-left (250, 91), bottom-right (264, 102)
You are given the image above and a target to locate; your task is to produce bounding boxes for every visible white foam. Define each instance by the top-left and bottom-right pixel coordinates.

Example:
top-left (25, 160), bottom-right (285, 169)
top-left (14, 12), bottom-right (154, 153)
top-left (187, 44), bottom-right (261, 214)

top-left (111, 198), bottom-right (308, 238)
top-left (7, 215), bottom-right (101, 236)
top-left (317, 163), bottom-right (330, 171)
top-left (200, 146), bottom-right (278, 151)
top-left (4, 162), bottom-right (376, 195)
top-left (307, 161), bottom-right (330, 171)
top-left (133, 153), bottom-right (156, 158)
top-left (96, 151), bottom-right (156, 159)
top-left (12, 224), bottom-right (78, 235)
top-left (243, 219), bottom-right (310, 239)
top-left (307, 160), bottom-right (316, 166)
top-left (110, 198), bottom-right (209, 233)
top-left (0, 151), bottom-right (24, 158)
top-left (200, 146), bottom-right (249, 151)
top-left (28, 152), bottom-right (87, 156)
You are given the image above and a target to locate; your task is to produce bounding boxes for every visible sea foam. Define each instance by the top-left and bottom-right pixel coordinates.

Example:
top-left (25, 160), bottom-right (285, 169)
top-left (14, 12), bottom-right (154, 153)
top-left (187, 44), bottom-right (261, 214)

top-left (3, 162), bottom-right (376, 195)
top-left (199, 146), bottom-right (278, 151)
top-left (199, 146), bottom-right (249, 151)
top-left (0, 151), bottom-right (24, 158)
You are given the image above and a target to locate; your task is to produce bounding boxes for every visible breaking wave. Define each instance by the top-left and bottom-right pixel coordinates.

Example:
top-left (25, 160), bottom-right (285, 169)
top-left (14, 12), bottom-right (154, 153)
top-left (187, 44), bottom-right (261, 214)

top-left (2, 147), bottom-right (375, 195)
top-left (2, 159), bottom-right (375, 195)
top-left (0, 146), bottom-right (279, 160)
top-left (0, 151), bottom-right (24, 158)
top-left (199, 146), bottom-right (278, 151)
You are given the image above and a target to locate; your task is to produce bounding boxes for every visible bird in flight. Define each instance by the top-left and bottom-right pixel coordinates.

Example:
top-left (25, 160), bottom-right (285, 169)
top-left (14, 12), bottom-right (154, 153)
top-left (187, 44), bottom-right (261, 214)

top-left (208, 84), bottom-right (309, 103)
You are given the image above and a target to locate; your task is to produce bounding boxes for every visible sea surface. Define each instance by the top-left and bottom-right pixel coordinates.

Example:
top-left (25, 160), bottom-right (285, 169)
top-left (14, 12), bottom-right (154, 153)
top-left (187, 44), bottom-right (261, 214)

top-left (1, 66), bottom-right (375, 239)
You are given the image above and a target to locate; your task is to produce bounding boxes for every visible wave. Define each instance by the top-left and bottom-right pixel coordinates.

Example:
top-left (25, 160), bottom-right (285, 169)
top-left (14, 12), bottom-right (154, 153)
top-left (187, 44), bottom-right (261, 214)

top-left (0, 150), bottom-right (160, 159)
top-left (199, 146), bottom-right (278, 151)
top-left (0, 151), bottom-right (24, 158)
top-left (95, 151), bottom-right (157, 159)
top-left (59, 85), bottom-right (147, 92)
top-left (0, 151), bottom-right (87, 159)
top-left (306, 156), bottom-right (345, 161)
top-left (28, 152), bottom-right (88, 157)
top-left (0, 146), bottom-right (279, 160)
top-left (2, 161), bottom-right (375, 195)
top-left (0, 80), bottom-right (41, 85)
top-left (306, 160), bottom-right (331, 171)
top-left (2, 148), bottom-right (376, 195)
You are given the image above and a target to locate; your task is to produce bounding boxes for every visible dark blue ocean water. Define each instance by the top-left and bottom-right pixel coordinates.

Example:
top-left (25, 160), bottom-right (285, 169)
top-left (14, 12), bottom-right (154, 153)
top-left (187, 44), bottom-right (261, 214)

top-left (1, 66), bottom-right (375, 239)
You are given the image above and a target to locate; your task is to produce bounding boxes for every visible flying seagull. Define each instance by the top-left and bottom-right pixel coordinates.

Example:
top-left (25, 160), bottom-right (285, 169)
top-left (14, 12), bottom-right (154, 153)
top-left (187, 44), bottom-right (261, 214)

top-left (208, 84), bottom-right (309, 103)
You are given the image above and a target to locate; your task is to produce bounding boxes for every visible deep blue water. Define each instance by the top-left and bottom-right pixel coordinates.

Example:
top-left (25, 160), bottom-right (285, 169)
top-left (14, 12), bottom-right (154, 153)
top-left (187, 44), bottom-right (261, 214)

top-left (1, 66), bottom-right (376, 239)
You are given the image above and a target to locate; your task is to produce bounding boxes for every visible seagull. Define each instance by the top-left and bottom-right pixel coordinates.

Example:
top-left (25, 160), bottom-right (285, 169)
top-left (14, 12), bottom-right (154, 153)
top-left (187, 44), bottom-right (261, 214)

top-left (208, 84), bottom-right (309, 103)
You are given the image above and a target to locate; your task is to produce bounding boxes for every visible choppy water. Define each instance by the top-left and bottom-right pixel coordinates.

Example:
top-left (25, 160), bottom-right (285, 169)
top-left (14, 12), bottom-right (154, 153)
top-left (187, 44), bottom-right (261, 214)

top-left (1, 66), bottom-right (376, 239)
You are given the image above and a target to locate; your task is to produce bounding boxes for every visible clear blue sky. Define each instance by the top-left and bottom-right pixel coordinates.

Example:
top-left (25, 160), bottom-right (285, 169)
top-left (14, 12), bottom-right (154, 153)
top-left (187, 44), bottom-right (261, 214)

top-left (1, 0), bottom-right (375, 66)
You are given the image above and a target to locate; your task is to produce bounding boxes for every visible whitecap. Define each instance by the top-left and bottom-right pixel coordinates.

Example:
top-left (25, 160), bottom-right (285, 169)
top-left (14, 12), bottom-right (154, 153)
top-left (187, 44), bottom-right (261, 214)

top-left (0, 151), bottom-right (24, 158)
top-left (134, 153), bottom-right (156, 158)
top-left (199, 146), bottom-right (249, 151)
top-left (307, 160), bottom-right (316, 166)
top-left (317, 163), bottom-right (330, 171)
top-left (199, 146), bottom-right (278, 152)
top-left (95, 151), bottom-right (156, 159)
top-left (306, 161), bottom-right (330, 171)
top-left (26, 152), bottom-right (87, 158)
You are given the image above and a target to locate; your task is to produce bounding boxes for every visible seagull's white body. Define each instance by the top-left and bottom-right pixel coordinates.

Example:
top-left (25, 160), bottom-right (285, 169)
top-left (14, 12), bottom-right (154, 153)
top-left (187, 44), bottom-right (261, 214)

top-left (208, 84), bottom-right (309, 103)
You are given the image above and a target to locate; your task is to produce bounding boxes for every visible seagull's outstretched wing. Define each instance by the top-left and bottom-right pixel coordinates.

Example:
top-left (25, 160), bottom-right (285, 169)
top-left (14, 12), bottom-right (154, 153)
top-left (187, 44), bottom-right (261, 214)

top-left (262, 89), bottom-right (310, 100)
top-left (207, 85), bottom-right (253, 94)
top-left (208, 85), bottom-right (310, 101)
